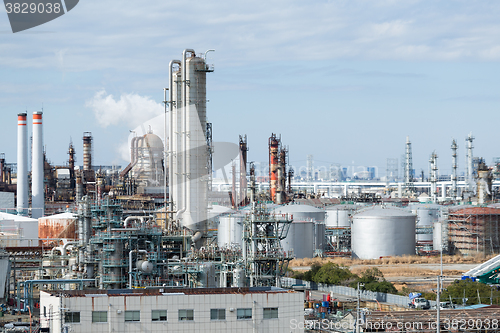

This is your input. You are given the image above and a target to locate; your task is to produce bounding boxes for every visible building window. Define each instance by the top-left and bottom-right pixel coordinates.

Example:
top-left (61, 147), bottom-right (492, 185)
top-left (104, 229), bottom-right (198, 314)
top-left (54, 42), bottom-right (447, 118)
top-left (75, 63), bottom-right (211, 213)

top-left (263, 307), bottom-right (278, 319)
top-left (152, 310), bottom-right (167, 322)
top-left (178, 309), bottom-right (194, 321)
top-left (237, 308), bottom-right (252, 320)
top-left (124, 311), bottom-right (140, 322)
top-left (92, 311), bottom-right (108, 323)
top-left (64, 312), bottom-right (80, 323)
top-left (210, 309), bottom-right (226, 320)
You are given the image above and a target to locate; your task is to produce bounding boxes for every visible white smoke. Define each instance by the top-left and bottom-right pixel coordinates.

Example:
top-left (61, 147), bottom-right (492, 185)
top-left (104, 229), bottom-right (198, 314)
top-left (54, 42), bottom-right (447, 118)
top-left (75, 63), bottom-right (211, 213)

top-left (86, 90), bottom-right (167, 162)
top-left (86, 90), bottom-right (163, 128)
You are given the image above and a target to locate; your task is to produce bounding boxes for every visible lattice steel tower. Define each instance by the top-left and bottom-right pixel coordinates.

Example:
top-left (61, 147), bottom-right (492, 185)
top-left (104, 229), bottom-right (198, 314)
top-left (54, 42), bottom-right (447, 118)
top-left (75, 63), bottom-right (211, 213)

top-left (243, 163), bottom-right (292, 287)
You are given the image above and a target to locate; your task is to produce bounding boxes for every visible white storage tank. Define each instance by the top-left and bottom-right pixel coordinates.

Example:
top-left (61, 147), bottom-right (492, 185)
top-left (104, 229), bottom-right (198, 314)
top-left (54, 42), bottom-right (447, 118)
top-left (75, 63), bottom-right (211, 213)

top-left (351, 206), bottom-right (416, 259)
top-left (274, 205), bottom-right (326, 258)
top-left (217, 215), bottom-right (244, 249)
top-left (281, 221), bottom-right (315, 258)
top-left (409, 203), bottom-right (441, 242)
top-left (325, 204), bottom-right (358, 228)
top-left (274, 204), bottom-right (326, 223)
top-left (207, 205), bottom-right (235, 229)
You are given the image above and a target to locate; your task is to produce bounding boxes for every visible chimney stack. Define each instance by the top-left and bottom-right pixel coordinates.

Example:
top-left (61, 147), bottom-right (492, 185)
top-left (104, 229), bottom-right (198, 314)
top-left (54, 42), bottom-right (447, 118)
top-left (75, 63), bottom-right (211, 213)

top-left (32, 111), bottom-right (44, 218)
top-left (16, 113), bottom-right (28, 215)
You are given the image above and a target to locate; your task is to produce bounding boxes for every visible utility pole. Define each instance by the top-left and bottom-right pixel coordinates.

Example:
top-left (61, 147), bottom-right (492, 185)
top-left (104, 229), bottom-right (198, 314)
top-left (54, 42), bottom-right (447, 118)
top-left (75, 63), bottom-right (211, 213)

top-left (357, 282), bottom-right (364, 333)
top-left (436, 275), bottom-right (441, 333)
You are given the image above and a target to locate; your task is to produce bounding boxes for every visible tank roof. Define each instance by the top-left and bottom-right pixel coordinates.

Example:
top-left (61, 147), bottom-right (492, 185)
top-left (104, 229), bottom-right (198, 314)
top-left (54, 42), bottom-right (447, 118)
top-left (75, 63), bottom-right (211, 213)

top-left (354, 205), bottom-right (415, 218)
top-left (140, 133), bottom-right (164, 149)
top-left (40, 212), bottom-right (77, 219)
top-left (273, 204), bottom-right (324, 213)
top-left (0, 212), bottom-right (37, 222)
top-left (326, 204), bottom-right (359, 211)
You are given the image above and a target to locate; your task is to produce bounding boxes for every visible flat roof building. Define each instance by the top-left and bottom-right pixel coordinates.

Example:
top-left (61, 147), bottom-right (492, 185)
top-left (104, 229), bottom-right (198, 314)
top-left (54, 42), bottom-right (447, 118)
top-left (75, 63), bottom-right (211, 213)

top-left (40, 287), bottom-right (304, 333)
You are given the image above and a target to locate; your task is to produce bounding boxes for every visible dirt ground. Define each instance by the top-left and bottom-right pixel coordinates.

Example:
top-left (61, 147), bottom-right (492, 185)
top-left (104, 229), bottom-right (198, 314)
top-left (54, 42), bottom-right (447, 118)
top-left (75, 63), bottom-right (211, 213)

top-left (289, 254), bottom-right (493, 292)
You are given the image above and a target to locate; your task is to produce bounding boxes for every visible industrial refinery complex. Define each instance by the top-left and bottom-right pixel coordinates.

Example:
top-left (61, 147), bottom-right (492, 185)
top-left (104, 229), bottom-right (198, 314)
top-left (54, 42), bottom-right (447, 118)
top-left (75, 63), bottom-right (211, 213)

top-left (1, 48), bottom-right (500, 332)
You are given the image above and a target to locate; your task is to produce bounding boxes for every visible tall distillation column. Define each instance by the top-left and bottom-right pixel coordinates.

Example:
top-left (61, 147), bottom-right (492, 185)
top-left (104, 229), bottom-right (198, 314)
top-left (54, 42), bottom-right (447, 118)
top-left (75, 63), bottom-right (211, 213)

top-left (451, 139), bottom-right (458, 200)
top-left (276, 147), bottom-right (287, 204)
top-left (32, 112), bottom-right (44, 218)
top-left (269, 134), bottom-right (279, 202)
top-left (466, 133), bottom-right (475, 194)
top-left (239, 135), bottom-right (248, 207)
top-left (169, 49), bottom-right (213, 232)
top-left (404, 136), bottom-right (414, 193)
top-left (430, 151), bottom-right (438, 203)
top-left (16, 113), bottom-right (28, 215)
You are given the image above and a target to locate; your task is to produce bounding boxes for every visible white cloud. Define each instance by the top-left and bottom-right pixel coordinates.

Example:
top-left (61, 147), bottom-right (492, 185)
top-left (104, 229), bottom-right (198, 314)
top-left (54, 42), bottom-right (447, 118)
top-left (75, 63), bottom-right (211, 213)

top-left (86, 90), bottom-right (163, 128)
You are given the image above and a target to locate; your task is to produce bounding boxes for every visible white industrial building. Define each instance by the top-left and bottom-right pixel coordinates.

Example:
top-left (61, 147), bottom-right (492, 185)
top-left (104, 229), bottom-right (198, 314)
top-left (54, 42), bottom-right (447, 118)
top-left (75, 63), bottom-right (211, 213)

top-left (40, 287), bottom-right (304, 333)
top-left (0, 212), bottom-right (38, 247)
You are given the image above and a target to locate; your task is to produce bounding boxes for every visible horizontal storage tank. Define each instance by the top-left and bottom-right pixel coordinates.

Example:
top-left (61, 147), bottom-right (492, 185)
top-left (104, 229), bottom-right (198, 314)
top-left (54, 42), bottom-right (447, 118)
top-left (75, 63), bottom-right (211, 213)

top-left (325, 204), bottom-right (358, 228)
top-left (217, 215), bottom-right (244, 249)
top-left (409, 203), bottom-right (440, 242)
top-left (351, 206), bottom-right (416, 259)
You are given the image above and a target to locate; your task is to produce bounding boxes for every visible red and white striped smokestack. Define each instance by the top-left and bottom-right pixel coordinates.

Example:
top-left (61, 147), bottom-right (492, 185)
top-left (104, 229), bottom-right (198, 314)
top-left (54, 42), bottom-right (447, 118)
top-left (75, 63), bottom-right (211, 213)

top-left (16, 113), bottom-right (28, 215)
top-left (32, 111), bottom-right (44, 218)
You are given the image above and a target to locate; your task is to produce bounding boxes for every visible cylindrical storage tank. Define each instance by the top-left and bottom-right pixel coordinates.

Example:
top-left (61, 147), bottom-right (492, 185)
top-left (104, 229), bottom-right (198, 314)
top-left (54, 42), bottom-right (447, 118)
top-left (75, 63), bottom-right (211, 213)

top-left (409, 203), bottom-right (441, 242)
top-left (232, 267), bottom-right (245, 287)
top-left (281, 221), bottom-right (315, 258)
top-left (199, 262), bottom-right (216, 288)
top-left (325, 205), bottom-right (358, 228)
top-left (274, 204), bottom-right (326, 258)
top-left (351, 206), bottom-right (416, 259)
top-left (217, 215), bottom-right (244, 248)
top-left (315, 222), bottom-right (326, 253)
top-left (207, 205), bottom-right (235, 229)
top-left (38, 213), bottom-right (78, 245)
top-left (273, 204), bottom-right (326, 223)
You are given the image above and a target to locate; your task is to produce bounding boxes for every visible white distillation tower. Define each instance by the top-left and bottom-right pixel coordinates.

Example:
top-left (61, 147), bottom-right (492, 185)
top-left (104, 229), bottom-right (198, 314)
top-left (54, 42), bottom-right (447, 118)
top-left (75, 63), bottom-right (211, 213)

top-left (168, 49), bottom-right (214, 234)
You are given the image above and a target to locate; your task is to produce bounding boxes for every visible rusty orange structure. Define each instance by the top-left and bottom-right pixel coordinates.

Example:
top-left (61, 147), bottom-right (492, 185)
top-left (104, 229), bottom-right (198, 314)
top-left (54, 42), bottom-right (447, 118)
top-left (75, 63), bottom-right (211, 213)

top-left (269, 134), bottom-right (280, 202)
top-left (38, 213), bottom-right (78, 245)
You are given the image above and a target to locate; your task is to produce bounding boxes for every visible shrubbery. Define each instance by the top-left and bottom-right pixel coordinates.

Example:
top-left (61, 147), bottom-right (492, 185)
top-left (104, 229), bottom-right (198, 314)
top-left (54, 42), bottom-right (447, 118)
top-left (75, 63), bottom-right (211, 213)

top-left (293, 263), bottom-right (398, 294)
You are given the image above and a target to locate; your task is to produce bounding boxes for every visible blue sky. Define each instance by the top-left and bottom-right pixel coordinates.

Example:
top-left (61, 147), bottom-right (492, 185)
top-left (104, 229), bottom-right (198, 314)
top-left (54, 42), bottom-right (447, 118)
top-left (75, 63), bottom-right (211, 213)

top-left (1, 0), bottom-right (500, 178)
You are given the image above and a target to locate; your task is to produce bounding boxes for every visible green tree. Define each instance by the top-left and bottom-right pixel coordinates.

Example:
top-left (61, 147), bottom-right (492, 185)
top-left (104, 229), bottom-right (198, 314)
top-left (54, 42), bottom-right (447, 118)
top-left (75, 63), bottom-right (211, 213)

top-left (312, 262), bottom-right (358, 285)
top-left (441, 279), bottom-right (500, 305)
top-left (350, 267), bottom-right (398, 294)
